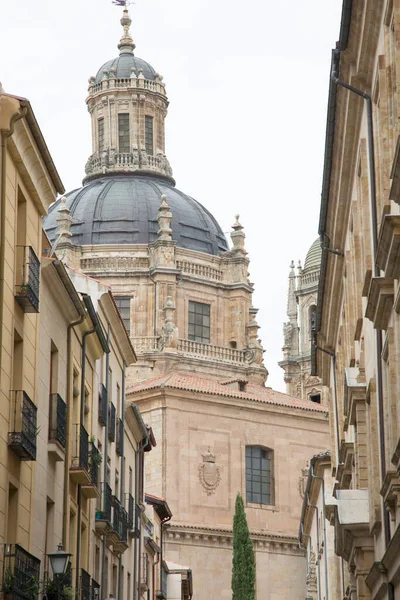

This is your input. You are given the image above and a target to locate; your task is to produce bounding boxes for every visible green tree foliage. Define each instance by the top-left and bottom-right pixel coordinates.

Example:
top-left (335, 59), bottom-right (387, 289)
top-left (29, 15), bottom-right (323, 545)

top-left (231, 493), bottom-right (255, 600)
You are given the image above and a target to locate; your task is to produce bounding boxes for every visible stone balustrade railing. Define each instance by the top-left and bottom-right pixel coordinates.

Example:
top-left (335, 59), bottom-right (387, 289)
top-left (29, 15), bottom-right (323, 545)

top-left (178, 339), bottom-right (247, 364)
top-left (81, 256), bottom-right (149, 272)
top-left (176, 260), bottom-right (222, 282)
top-left (300, 271), bottom-right (319, 287)
top-left (130, 336), bottom-right (249, 364)
top-left (85, 148), bottom-right (173, 180)
top-left (131, 337), bottom-right (160, 352)
top-left (88, 77), bottom-right (166, 96)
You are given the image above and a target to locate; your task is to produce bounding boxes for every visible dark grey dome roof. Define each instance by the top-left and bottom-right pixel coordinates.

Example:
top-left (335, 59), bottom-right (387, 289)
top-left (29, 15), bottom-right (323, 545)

top-left (43, 175), bottom-right (229, 256)
top-left (95, 54), bottom-right (156, 83)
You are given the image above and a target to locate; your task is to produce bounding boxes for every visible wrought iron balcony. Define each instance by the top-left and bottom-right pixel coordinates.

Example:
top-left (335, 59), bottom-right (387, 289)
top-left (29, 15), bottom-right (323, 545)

top-left (48, 394), bottom-right (67, 460)
top-left (80, 569), bottom-right (91, 600)
top-left (113, 507), bottom-right (129, 554)
top-left (8, 391), bottom-right (37, 461)
top-left (90, 578), bottom-right (100, 600)
top-left (95, 483), bottom-right (113, 535)
top-left (70, 424), bottom-right (90, 484)
top-left (108, 402), bottom-right (116, 442)
top-left (112, 496), bottom-right (121, 536)
top-left (116, 417), bottom-right (123, 456)
top-left (135, 503), bottom-right (141, 538)
top-left (2, 543), bottom-right (40, 600)
top-left (82, 442), bottom-right (101, 499)
top-left (14, 246), bottom-right (40, 313)
top-left (98, 384), bottom-right (107, 426)
top-left (125, 493), bottom-right (134, 530)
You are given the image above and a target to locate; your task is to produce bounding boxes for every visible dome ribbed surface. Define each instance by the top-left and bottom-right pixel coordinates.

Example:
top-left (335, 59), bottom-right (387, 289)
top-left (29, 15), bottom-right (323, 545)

top-left (43, 175), bottom-right (228, 256)
top-left (95, 54), bottom-right (156, 83)
top-left (303, 239), bottom-right (322, 272)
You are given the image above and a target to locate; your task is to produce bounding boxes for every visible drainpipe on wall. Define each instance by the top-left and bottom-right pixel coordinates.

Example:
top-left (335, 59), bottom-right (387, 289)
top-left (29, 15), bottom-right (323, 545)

top-left (75, 324), bottom-right (96, 594)
top-left (117, 361), bottom-right (126, 600)
top-left (63, 312), bottom-right (86, 548)
top-left (101, 324), bottom-right (111, 599)
top-left (314, 345), bottom-right (340, 467)
top-left (310, 464), bottom-right (329, 600)
top-left (0, 106), bottom-right (27, 373)
top-left (306, 492), bottom-right (321, 600)
top-left (331, 59), bottom-right (391, 553)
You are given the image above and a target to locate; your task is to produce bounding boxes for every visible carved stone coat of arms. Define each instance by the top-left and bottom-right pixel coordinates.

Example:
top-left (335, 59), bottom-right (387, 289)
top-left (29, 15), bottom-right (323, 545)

top-left (198, 448), bottom-right (221, 496)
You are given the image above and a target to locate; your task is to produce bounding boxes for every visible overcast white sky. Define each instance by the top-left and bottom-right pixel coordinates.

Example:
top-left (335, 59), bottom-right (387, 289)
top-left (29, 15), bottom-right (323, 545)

top-left (1, 0), bottom-right (342, 392)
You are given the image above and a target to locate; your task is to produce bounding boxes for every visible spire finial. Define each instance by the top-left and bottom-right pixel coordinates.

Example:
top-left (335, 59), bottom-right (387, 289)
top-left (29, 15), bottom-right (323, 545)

top-left (117, 3), bottom-right (136, 55)
top-left (230, 214), bottom-right (247, 254)
top-left (157, 194), bottom-right (172, 241)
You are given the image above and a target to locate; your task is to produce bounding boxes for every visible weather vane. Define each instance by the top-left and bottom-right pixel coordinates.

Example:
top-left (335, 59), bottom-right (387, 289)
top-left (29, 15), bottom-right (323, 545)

top-left (112, 0), bottom-right (132, 6)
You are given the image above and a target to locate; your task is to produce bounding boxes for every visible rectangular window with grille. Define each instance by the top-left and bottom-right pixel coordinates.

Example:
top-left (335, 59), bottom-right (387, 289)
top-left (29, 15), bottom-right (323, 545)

top-left (118, 113), bottom-right (130, 153)
top-left (188, 301), bottom-right (210, 343)
top-left (145, 115), bottom-right (154, 155)
top-left (114, 296), bottom-right (131, 333)
top-left (98, 118), bottom-right (105, 153)
top-left (245, 446), bottom-right (273, 505)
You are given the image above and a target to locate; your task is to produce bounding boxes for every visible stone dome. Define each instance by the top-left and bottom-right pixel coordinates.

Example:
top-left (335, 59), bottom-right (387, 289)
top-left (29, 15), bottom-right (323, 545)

top-left (303, 238), bottom-right (322, 272)
top-left (95, 54), bottom-right (157, 83)
top-left (43, 175), bottom-right (229, 256)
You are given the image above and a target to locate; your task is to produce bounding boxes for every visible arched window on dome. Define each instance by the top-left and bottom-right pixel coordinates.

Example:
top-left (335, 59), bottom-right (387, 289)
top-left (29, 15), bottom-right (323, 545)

top-left (245, 445), bottom-right (274, 505)
top-left (118, 114), bottom-right (130, 154)
top-left (145, 115), bottom-right (154, 155)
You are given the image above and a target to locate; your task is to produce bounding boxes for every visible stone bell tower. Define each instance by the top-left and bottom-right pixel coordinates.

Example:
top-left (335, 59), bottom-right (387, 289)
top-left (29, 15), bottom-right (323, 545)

top-left (84, 6), bottom-right (173, 183)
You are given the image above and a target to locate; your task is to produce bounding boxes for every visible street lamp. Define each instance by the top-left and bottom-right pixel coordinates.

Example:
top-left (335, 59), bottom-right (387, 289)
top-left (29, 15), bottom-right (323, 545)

top-left (48, 544), bottom-right (72, 576)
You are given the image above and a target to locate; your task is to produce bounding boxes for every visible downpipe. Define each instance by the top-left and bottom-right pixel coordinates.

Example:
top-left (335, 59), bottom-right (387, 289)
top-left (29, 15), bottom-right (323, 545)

top-left (311, 464), bottom-right (329, 600)
top-left (306, 491), bottom-right (322, 600)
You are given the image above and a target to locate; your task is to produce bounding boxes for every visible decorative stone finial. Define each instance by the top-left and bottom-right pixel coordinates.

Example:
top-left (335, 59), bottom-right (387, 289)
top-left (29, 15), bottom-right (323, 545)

top-left (230, 214), bottom-right (247, 254)
top-left (157, 194), bottom-right (172, 241)
top-left (159, 296), bottom-right (178, 351)
top-left (56, 196), bottom-right (72, 239)
top-left (118, 6), bottom-right (136, 54)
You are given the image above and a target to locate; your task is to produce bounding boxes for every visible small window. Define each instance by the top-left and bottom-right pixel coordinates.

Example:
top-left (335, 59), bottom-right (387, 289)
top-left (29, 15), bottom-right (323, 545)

top-left (114, 296), bottom-right (131, 334)
top-left (145, 115), bottom-right (154, 155)
top-left (188, 301), bottom-right (210, 343)
top-left (310, 394), bottom-right (321, 404)
top-left (118, 113), bottom-right (130, 153)
top-left (246, 445), bottom-right (273, 505)
top-left (98, 118), bottom-right (105, 153)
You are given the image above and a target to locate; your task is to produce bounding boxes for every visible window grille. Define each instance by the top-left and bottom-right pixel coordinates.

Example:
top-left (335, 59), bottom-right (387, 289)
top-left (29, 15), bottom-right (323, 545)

top-left (188, 301), bottom-right (210, 343)
top-left (114, 296), bottom-right (131, 333)
top-left (145, 116), bottom-right (154, 155)
top-left (118, 113), bottom-right (130, 153)
top-left (98, 118), bottom-right (105, 152)
top-left (245, 446), bottom-right (273, 505)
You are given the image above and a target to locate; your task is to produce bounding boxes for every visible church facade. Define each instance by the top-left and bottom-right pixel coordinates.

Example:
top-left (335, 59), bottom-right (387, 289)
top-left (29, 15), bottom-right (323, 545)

top-left (43, 7), bottom-right (330, 599)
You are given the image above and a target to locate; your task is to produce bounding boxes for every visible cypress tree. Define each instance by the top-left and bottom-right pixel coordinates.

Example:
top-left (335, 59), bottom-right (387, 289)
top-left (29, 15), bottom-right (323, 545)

top-left (231, 493), bottom-right (255, 600)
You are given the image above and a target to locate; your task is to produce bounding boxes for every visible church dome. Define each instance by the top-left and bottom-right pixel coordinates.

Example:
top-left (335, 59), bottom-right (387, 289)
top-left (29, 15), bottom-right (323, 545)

top-left (303, 238), bottom-right (322, 272)
top-left (43, 175), bottom-right (229, 256)
top-left (95, 54), bottom-right (157, 83)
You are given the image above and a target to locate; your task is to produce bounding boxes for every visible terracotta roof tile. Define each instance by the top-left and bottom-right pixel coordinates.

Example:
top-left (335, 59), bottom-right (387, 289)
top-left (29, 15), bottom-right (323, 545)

top-left (127, 372), bottom-right (327, 413)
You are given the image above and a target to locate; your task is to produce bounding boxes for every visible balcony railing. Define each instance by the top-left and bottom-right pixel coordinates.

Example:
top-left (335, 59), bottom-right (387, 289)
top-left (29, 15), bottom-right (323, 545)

top-left (89, 443), bottom-right (101, 487)
top-left (112, 496), bottom-right (121, 537)
top-left (80, 569), bottom-right (91, 600)
top-left (49, 393), bottom-right (67, 449)
top-left (126, 493), bottom-right (134, 529)
top-left (8, 391), bottom-right (37, 461)
top-left (96, 483), bottom-right (112, 523)
top-left (98, 384), bottom-right (107, 426)
top-left (135, 503), bottom-right (141, 537)
top-left (116, 418), bottom-right (123, 456)
top-left (2, 543), bottom-right (40, 600)
top-left (15, 246), bottom-right (40, 313)
top-left (90, 579), bottom-right (100, 600)
top-left (108, 402), bottom-right (116, 442)
top-left (70, 424), bottom-right (90, 484)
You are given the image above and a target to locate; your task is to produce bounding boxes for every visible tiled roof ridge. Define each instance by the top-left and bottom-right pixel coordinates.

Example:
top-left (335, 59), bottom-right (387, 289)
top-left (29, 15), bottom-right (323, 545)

top-left (127, 371), bottom-right (327, 413)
